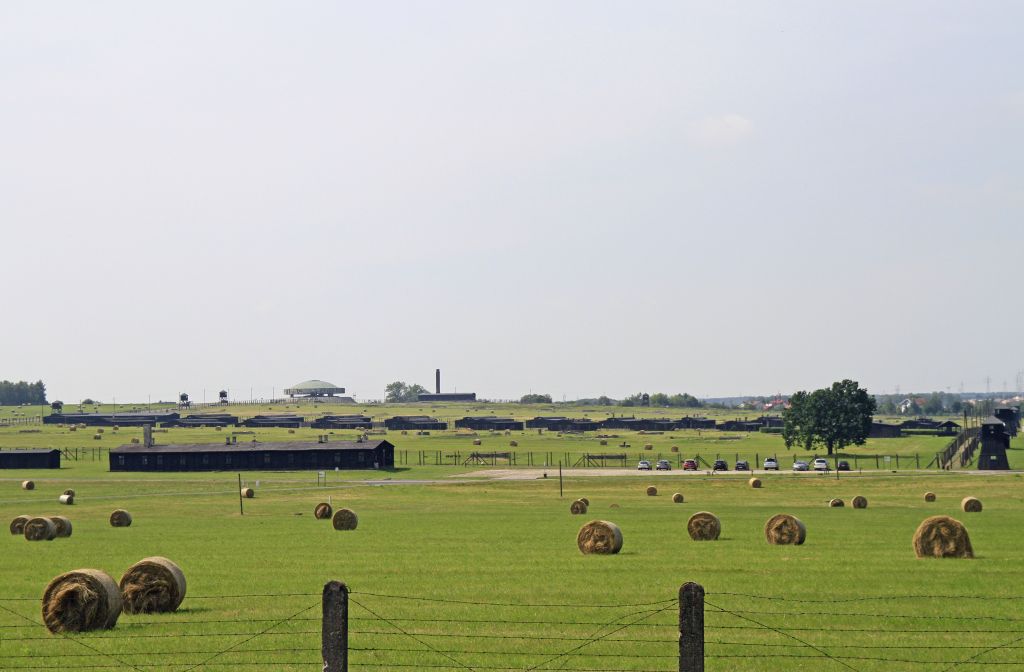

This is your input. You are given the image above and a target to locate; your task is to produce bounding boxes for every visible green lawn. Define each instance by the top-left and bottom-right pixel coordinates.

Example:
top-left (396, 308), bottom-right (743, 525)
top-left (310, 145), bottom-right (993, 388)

top-left (2, 450), bottom-right (1023, 671)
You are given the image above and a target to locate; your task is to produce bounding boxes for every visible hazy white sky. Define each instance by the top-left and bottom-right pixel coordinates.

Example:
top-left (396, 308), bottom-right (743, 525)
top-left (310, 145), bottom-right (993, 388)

top-left (2, 2), bottom-right (1022, 403)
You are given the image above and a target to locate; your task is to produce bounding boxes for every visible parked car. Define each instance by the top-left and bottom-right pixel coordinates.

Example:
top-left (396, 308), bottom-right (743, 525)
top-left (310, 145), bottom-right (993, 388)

top-left (712, 459), bottom-right (728, 471)
top-left (793, 460), bottom-right (810, 471)
top-left (734, 460), bottom-right (750, 471)
top-left (637, 460), bottom-right (652, 471)
top-left (682, 459), bottom-right (698, 471)
top-left (656, 459), bottom-right (672, 471)
top-left (764, 457), bottom-right (779, 470)
top-left (837, 460), bottom-right (851, 471)
top-left (812, 458), bottom-right (830, 471)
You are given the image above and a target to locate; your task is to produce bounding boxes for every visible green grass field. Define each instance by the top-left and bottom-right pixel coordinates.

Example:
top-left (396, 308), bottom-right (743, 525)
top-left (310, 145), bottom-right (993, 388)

top-left (2, 427), bottom-right (1023, 671)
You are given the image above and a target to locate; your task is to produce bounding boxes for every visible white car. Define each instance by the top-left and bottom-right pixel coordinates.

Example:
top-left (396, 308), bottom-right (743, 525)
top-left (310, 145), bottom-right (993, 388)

top-left (812, 458), bottom-right (830, 471)
top-left (792, 460), bottom-right (810, 471)
top-left (763, 457), bottom-right (779, 470)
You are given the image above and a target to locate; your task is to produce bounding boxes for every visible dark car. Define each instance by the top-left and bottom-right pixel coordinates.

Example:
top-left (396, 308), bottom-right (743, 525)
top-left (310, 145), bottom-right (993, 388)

top-left (682, 459), bottom-right (698, 471)
top-left (712, 459), bottom-right (728, 471)
top-left (734, 460), bottom-right (750, 471)
top-left (656, 459), bottom-right (672, 471)
top-left (837, 460), bottom-right (851, 471)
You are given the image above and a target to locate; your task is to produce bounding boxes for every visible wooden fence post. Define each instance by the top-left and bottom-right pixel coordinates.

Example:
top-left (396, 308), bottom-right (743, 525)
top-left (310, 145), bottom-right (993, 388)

top-left (322, 581), bottom-right (348, 672)
top-left (679, 582), bottom-right (704, 671)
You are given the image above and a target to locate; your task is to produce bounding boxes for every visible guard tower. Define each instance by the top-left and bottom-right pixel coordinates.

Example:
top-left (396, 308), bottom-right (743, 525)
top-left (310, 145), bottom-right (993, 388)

top-left (978, 416), bottom-right (1010, 470)
top-left (994, 405), bottom-right (1021, 437)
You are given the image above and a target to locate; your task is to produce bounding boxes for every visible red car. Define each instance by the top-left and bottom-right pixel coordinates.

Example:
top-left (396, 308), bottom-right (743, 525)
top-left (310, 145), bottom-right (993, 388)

top-left (682, 459), bottom-right (698, 471)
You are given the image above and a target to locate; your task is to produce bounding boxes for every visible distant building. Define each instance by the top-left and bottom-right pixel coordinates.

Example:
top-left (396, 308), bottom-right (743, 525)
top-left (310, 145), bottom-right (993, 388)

top-left (0, 449), bottom-right (60, 469)
top-left (869, 422), bottom-right (902, 438)
top-left (417, 393), bottom-right (478, 402)
top-left (311, 415), bottom-right (373, 430)
top-left (284, 380), bottom-right (353, 402)
top-left (384, 416), bottom-right (448, 431)
top-left (454, 416), bottom-right (524, 431)
top-left (110, 439), bottom-right (394, 471)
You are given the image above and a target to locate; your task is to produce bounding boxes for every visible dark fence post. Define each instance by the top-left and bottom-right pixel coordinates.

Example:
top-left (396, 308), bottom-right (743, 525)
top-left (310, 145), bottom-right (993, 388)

top-left (322, 581), bottom-right (348, 672)
top-left (679, 582), bottom-right (704, 671)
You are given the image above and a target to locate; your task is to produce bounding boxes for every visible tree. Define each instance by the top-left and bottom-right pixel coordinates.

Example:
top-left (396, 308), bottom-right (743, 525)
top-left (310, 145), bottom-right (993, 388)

top-left (385, 382), bottom-right (429, 403)
top-left (782, 379), bottom-right (876, 455)
top-left (520, 393), bottom-right (553, 404)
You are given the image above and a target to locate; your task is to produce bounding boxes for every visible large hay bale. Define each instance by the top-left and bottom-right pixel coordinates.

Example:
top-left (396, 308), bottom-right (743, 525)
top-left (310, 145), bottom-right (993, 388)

top-left (765, 514), bottom-right (807, 545)
top-left (509, 440), bottom-right (518, 447)
top-left (852, 496), bottom-right (868, 509)
top-left (130, 437), bottom-right (140, 444)
top-left (576, 520), bottom-right (623, 555)
top-left (829, 498), bottom-right (845, 508)
top-left (119, 557), bottom-right (187, 614)
top-left (10, 515), bottom-right (30, 535)
top-left (646, 486), bottom-right (658, 496)
top-left (49, 516), bottom-right (73, 538)
top-left (314, 503), bottom-right (333, 520)
top-left (21, 480), bottom-right (34, 491)
top-left (110, 510), bottom-right (133, 527)
top-left (687, 511), bottom-right (721, 541)
top-left (570, 499), bottom-right (588, 515)
top-left (961, 497), bottom-right (982, 512)
top-left (24, 517), bottom-right (57, 541)
top-left (671, 446), bottom-right (679, 452)
top-left (93, 434), bottom-right (102, 440)
top-left (240, 488), bottom-right (254, 499)
top-left (644, 444), bottom-right (653, 450)
top-left (332, 508), bottom-right (358, 530)
top-left (748, 478), bottom-right (762, 489)
top-left (58, 493), bottom-right (74, 505)
top-left (96, 428), bottom-right (104, 434)
top-left (913, 515), bottom-right (973, 558)
top-left (69, 426), bottom-right (77, 432)
top-left (42, 569), bottom-right (122, 633)
top-left (924, 492), bottom-right (936, 502)
top-left (600, 440), bottom-right (608, 446)
top-left (472, 439), bottom-right (482, 446)
top-left (672, 493), bottom-right (685, 503)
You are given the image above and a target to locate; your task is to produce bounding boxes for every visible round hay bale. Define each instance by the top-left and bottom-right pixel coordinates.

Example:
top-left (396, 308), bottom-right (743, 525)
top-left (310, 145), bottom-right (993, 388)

top-left (473, 439), bottom-right (482, 446)
top-left (24, 517), bottom-right (57, 541)
top-left (687, 512), bottom-right (721, 541)
top-left (49, 516), bottom-right (73, 538)
top-left (93, 434), bottom-right (102, 440)
top-left (119, 557), bottom-right (187, 614)
top-left (576, 520), bottom-right (623, 555)
top-left (579, 497), bottom-right (590, 506)
top-left (288, 428), bottom-right (295, 434)
top-left (63, 489), bottom-right (76, 497)
top-left (240, 488), bottom-right (254, 499)
top-left (59, 494), bottom-right (74, 505)
top-left (646, 486), bottom-right (658, 496)
top-left (314, 503), bottom-right (333, 520)
top-left (961, 497), bottom-right (983, 513)
top-left (21, 480), bottom-right (34, 491)
top-left (672, 492), bottom-right (685, 503)
top-left (130, 437), bottom-right (140, 444)
top-left (509, 440), bottom-right (518, 447)
top-left (852, 496), bottom-right (868, 509)
top-left (924, 492), bottom-right (936, 502)
top-left (42, 569), bottom-right (122, 633)
top-left (748, 478), bottom-right (762, 489)
top-left (913, 515), bottom-right (973, 558)
top-left (69, 426), bottom-right (77, 432)
top-left (332, 508), bottom-right (358, 530)
top-left (10, 515), bottom-right (30, 535)
top-left (764, 514), bottom-right (806, 545)
top-left (829, 498), bottom-right (845, 508)
top-left (644, 444), bottom-right (653, 450)
top-left (110, 510), bottom-right (133, 527)
top-left (570, 499), bottom-right (588, 515)
top-left (599, 440), bottom-right (608, 446)
top-left (671, 446), bottom-right (679, 452)
top-left (96, 428), bottom-right (104, 434)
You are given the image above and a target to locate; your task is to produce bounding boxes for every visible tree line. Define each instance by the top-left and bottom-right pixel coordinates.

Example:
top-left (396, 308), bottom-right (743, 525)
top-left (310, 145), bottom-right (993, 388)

top-left (0, 380), bottom-right (47, 405)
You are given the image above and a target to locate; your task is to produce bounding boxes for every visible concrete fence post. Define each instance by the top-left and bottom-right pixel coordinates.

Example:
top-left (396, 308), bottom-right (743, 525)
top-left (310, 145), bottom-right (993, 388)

top-left (679, 582), bottom-right (704, 672)
top-left (322, 581), bottom-right (348, 672)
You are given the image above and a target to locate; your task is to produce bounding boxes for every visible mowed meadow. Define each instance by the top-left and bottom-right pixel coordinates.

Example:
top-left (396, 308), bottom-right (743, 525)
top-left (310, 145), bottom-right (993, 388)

top-left (1, 403), bottom-right (1023, 670)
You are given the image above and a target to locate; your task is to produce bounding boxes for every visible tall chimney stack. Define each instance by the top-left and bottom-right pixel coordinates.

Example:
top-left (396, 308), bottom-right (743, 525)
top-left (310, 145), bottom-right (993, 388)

top-left (436, 369), bottom-right (441, 394)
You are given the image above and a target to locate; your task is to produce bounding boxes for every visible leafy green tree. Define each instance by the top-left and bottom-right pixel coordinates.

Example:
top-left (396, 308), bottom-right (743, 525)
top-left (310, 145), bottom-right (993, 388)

top-left (385, 382), bottom-right (429, 402)
top-left (406, 384), bottom-right (428, 400)
top-left (520, 393), bottom-right (553, 404)
top-left (783, 380), bottom-right (876, 455)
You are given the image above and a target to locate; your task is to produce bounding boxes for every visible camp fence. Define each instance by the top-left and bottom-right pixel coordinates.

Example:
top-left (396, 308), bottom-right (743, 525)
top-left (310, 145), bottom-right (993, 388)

top-left (4, 582), bottom-right (1024, 671)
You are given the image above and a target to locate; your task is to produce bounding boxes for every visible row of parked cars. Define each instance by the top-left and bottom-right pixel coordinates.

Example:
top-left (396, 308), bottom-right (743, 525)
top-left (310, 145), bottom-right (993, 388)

top-left (637, 457), bottom-right (852, 471)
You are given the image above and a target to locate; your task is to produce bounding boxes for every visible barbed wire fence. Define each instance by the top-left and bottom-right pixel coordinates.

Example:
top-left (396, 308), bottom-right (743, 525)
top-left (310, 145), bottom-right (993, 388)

top-left (3, 582), bottom-right (1024, 670)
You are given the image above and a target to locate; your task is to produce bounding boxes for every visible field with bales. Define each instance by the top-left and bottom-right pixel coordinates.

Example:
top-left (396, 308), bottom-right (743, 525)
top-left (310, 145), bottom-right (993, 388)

top-left (1, 403), bottom-right (1023, 670)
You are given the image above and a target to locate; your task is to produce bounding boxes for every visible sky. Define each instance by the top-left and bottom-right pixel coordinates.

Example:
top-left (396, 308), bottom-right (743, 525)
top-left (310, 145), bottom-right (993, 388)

top-left (1, 1), bottom-right (1022, 403)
